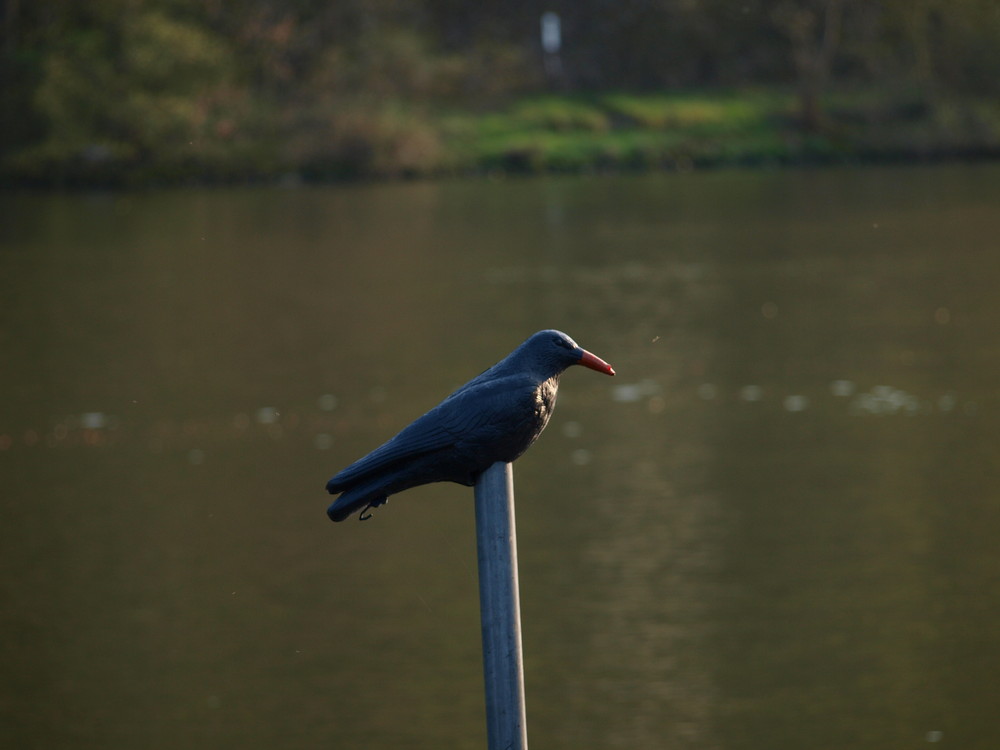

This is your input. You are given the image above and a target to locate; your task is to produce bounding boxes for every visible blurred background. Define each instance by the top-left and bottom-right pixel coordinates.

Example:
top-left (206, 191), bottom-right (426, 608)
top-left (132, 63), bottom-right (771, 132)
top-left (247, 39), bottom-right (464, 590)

top-left (4, 3), bottom-right (1000, 750)
top-left (2, 0), bottom-right (1000, 184)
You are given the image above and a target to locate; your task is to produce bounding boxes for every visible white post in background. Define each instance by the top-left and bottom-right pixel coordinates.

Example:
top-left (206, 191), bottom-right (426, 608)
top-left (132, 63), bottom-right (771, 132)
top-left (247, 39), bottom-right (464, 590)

top-left (541, 11), bottom-right (563, 83)
top-left (474, 461), bottom-right (528, 750)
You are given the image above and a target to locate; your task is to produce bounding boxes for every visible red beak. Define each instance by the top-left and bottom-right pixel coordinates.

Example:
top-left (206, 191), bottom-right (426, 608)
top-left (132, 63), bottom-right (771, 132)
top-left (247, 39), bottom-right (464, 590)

top-left (578, 349), bottom-right (615, 376)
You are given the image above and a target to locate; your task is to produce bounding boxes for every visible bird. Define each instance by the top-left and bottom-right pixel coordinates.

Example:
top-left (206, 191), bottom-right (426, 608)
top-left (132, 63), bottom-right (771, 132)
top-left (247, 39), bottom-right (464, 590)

top-left (325, 330), bottom-right (615, 522)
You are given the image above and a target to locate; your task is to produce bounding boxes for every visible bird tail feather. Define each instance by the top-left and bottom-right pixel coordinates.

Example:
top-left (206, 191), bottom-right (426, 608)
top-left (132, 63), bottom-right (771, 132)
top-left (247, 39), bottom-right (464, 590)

top-left (326, 477), bottom-right (390, 522)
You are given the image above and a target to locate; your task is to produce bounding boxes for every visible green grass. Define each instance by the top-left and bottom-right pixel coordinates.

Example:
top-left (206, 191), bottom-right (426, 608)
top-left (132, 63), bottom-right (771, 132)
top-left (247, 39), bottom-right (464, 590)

top-left (443, 90), bottom-right (810, 173)
top-left (6, 88), bottom-right (1000, 186)
top-left (600, 91), bottom-right (779, 130)
top-left (440, 88), bottom-right (1000, 177)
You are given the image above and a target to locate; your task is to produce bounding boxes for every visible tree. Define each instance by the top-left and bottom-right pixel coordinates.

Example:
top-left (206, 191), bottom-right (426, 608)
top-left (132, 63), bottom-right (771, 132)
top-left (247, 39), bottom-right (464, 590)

top-left (771, 0), bottom-right (847, 130)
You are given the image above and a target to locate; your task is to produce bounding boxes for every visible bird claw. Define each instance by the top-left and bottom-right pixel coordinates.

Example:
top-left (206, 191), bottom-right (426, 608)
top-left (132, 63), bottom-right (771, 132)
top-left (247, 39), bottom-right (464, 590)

top-left (358, 496), bottom-right (388, 521)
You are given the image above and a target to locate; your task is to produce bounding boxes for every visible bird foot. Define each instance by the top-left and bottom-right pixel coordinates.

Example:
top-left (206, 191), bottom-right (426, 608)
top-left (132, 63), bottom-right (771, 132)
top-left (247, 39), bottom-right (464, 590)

top-left (358, 496), bottom-right (388, 521)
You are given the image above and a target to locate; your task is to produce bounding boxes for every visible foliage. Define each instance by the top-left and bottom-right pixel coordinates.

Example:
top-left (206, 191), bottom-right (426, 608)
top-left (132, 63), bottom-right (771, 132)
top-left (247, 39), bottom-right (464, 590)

top-left (2, 0), bottom-right (1000, 184)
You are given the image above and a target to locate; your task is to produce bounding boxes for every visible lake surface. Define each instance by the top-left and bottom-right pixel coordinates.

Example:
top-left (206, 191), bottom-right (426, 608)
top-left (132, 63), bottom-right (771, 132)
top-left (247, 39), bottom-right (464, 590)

top-left (3, 164), bottom-right (1000, 749)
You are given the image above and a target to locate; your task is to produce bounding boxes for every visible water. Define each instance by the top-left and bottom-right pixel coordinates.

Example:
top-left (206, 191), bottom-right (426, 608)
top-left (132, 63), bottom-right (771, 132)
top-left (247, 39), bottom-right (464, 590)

top-left (3, 165), bottom-right (1000, 749)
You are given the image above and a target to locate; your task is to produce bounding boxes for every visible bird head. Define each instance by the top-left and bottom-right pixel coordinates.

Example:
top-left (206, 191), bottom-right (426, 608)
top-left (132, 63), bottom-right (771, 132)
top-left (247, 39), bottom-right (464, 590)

top-left (527, 330), bottom-right (616, 376)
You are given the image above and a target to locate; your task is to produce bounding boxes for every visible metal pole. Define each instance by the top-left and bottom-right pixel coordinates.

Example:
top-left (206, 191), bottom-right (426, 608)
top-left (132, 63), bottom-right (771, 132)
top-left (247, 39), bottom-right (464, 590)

top-left (474, 461), bottom-right (528, 750)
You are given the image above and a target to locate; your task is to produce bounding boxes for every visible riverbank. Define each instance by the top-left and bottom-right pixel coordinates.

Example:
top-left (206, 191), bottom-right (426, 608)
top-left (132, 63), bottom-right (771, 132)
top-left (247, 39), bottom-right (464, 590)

top-left (6, 89), bottom-right (1000, 188)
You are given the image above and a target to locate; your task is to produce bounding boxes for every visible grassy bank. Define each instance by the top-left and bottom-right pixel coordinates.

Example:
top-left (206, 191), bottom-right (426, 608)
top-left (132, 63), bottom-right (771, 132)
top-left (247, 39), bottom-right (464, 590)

top-left (7, 89), bottom-right (1000, 187)
top-left (448, 90), bottom-right (1000, 173)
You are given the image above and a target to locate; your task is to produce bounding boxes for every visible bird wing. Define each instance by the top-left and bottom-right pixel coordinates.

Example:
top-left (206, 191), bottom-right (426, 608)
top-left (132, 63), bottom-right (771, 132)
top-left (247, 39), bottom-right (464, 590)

top-left (327, 375), bottom-right (534, 491)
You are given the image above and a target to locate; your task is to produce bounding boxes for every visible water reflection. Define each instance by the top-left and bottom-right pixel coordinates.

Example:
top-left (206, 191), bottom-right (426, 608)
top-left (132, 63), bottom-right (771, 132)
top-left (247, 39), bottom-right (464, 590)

top-left (0, 375), bottom-right (983, 462)
top-left (4, 166), bottom-right (1000, 749)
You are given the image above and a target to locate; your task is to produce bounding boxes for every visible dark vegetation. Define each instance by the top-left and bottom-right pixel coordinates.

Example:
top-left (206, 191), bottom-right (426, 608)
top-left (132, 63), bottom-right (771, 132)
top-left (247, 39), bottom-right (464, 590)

top-left (3, 0), bottom-right (1000, 186)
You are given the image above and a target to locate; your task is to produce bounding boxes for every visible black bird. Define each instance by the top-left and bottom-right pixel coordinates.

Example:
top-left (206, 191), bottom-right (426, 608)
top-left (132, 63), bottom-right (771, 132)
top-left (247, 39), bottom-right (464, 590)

top-left (326, 330), bottom-right (615, 522)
